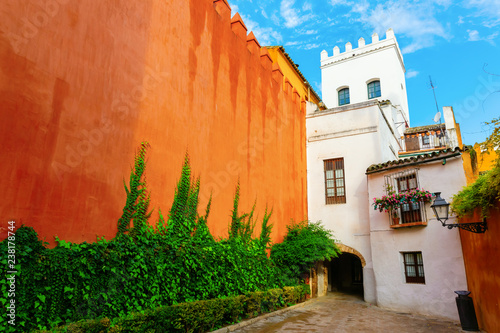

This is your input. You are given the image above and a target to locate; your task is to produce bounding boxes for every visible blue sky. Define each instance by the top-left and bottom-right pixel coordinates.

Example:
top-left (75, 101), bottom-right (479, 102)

top-left (229, 0), bottom-right (500, 145)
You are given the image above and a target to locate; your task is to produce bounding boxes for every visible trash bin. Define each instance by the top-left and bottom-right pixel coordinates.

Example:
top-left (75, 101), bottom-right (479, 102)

top-left (455, 291), bottom-right (479, 331)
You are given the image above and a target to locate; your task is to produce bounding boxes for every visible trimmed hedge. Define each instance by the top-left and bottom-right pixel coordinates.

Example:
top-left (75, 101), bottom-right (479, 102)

top-left (40, 285), bottom-right (310, 333)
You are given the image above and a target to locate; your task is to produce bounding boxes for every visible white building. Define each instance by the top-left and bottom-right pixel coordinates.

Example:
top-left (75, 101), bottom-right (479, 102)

top-left (307, 29), bottom-right (468, 321)
top-left (366, 148), bottom-right (468, 320)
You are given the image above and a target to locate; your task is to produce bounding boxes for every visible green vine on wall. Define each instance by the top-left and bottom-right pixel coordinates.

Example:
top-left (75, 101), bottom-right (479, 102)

top-left (0, 143), bottom-right (338, 332)
top-left (117, 142), bottom-right (152, 238)
top-left (229, 181), bottom-right (258, 242)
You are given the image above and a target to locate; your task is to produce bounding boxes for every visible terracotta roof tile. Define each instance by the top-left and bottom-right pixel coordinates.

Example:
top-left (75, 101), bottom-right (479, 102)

top-left (405, 124), bottom-right (445, 134)
top-left (366, 147), bottom-right (465, 174)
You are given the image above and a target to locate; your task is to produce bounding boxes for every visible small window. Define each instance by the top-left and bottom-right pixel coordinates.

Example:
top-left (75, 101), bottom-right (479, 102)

top-left (422, 135), bottom-right (430, 147)
top-left (338, 88), bottom-right (350, 106)
top-left (402, 252), bottom-right (425, 284)
top-left (324, 158), bottom-right (346, 204)
top-left (367, 80), bottom-right (381, 99)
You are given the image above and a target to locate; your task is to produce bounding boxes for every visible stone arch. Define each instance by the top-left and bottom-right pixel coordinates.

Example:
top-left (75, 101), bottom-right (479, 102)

top-left (336, 243), bottom-right (366, 268)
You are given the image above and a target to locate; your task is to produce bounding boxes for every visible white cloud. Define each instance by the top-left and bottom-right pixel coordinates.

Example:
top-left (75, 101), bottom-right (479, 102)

top-left (280, 0), bottom-right (314, 28)
top-left (240, 14), bottom-right (283, 46)
top-left (302, 2), bottom-right (312, 11)
top-left (487, 32), bottom-right (500, 42)
top-left (296, 28), bottom-right (318, 35)
top-left (231, 4), bottom-right (239, 16)
top-left (467, 29), bottom-right (498, 45)
top-left (330, 0), bottom-right (353, 6)
top-left (432, 0), bottom-right (453, 7)
top-left (352, 1), bottom-right (449, 54)
top-left (406, 69), bottom-right (419, 79)
top-left (458, 16), bottom-right (464, 24)
top-left (465, 0), bottom-right (500, 27)
top-left (468, 29), bottom-right (480, 41)
top-left (302, 43), bottom-right (320, 50)
top-left (271, 12), bottom-right (281, 26)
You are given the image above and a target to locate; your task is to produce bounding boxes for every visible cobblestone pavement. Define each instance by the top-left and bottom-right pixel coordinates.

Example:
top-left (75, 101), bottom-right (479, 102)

top-left (231, 293), bottom-right (466, 333)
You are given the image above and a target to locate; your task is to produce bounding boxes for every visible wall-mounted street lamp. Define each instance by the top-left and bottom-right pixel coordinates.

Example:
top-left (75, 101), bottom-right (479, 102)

top-left (431, 192), bottom-right (487, 234)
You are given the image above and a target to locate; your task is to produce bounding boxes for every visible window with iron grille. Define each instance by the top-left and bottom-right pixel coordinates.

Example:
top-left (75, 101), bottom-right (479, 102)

top-left (397, 173), bottom-right (422, 223)
top-left (384, 169), bottom-right (427, 224)
top-left (338, 88), bottom-right (350, 106)
top-left (402, 252), bottom-right (425, 284)
top-left (367, 80), bottom-right (381, 99)
top-left (324, 158), bottom-right (346, 204)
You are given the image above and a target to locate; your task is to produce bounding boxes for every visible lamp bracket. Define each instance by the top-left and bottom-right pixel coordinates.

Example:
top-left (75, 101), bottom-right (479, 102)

top-left (440, 219), bottom-right (488, 234)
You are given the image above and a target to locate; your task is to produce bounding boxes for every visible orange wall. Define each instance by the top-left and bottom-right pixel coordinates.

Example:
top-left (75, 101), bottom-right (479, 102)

top-left (459, 206), bottom-right (500, 332)
top-left (0, 0), bottom-right (307, 245)
top-left (462, 144), bottom-right (498, 184)
top-left (474, 143), bottom-right (497, 176)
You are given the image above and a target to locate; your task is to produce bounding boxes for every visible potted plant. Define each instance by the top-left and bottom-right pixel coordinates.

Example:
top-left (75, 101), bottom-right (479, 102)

top-left (391, 210), bottom-right (400, 225)
top-left (373, 187), bottom-right (433, 218)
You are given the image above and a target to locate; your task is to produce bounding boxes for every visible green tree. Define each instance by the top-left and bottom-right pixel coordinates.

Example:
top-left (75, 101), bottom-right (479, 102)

top-left (271, 221), bottom-right (340, 285)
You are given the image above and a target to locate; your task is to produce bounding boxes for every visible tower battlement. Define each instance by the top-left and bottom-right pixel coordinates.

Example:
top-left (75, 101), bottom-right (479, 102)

top-left (320, 29), bottom-right (403, 71)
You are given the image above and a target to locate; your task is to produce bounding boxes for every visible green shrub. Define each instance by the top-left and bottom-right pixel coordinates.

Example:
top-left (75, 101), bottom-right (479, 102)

top-left (451, 159), bottom-right (500, 218)
top-left (271, 221), bottom-right (340, 285)
top-left (39, 285), bottom-right (309, 333)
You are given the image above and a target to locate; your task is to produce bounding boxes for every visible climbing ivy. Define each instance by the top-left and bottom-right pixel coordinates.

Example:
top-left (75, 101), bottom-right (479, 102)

top-left (229, 181), bottom-right (258, 242)
top-left (259, 207), bottom-right (273, 249)
top-left (117, 142), bottom-right (152, 238)
top-left (0, 144), bottom-right (299, 332)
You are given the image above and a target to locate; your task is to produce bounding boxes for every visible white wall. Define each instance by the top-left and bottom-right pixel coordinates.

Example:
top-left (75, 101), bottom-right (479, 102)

top-left (320, 30), bottom-right (409, 123)
top-left (306, 102), bottom-right (400, 303)
top-left (367, 156), bottom-right (468, 320)
top-left (443, 106), bottom-right (460, 148)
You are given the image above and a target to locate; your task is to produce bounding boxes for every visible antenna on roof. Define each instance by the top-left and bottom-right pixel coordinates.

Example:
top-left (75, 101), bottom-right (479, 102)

top-left (429, 76), bottom-right (441, 124)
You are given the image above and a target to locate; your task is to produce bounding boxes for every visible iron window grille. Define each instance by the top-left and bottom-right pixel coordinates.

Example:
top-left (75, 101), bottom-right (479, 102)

top-left (324, 158), bottom-right (346, 204)
top-left (384, 168), bottom-right (427, 226)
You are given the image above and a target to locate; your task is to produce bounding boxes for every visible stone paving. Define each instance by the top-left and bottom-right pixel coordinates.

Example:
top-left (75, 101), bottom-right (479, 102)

top-left (230, 293), bottom-right (467, 333)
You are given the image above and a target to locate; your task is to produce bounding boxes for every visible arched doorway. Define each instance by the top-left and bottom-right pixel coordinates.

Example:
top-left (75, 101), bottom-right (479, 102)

top-left (328, 244), bottom-right (365, 296)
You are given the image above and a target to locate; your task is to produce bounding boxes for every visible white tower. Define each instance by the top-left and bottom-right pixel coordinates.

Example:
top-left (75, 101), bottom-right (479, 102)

top-left (320, 29), bottom-right (409, 124)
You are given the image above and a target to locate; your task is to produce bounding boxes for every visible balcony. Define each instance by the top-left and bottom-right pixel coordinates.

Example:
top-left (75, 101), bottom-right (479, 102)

top-left (383, 168), bottom-right (429, 229)
top-left (389, 203), bottom-right (428, 229)
top-left (399, 124), bottom-right (451, 154)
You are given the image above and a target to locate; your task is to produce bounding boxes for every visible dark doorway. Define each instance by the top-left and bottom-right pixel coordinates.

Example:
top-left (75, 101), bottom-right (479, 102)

top-left (329, 253), bottom-right (363, 296)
